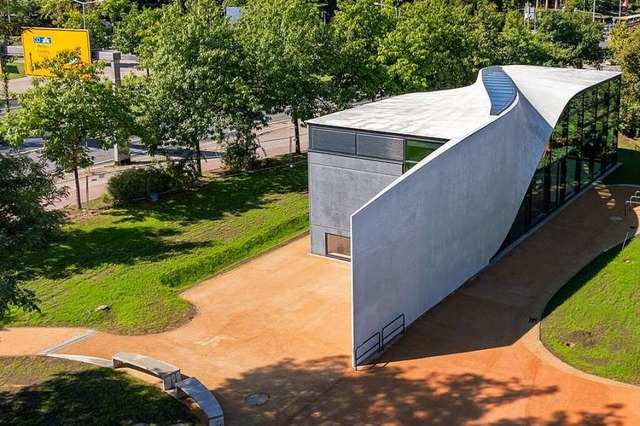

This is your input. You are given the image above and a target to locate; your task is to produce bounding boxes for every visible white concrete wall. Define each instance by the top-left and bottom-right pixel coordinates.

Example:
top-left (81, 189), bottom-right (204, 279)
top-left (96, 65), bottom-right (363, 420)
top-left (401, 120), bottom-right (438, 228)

top-left (351, 94), bottom-right (553, 364)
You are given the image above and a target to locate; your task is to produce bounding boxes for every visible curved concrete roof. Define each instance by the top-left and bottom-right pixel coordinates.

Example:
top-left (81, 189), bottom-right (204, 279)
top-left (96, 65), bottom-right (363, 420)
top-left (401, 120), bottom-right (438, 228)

top-left (306, 66), bottom-right (620, 140)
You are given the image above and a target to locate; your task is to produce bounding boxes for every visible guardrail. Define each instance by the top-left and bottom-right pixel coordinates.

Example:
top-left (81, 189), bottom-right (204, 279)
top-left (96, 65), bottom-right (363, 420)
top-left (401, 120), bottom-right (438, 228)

top-left (354, 332), bottom-right (380, 370)
top-left (382, 314), bottom-right (406, 349)
top-left (354, 313), bottom-right (406, 369)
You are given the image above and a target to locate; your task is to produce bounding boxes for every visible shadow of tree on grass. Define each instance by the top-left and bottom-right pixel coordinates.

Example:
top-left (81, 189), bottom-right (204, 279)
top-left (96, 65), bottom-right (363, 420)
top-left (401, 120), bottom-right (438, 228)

top-left (12, 226), bottom-right (214, 281)
top-left (111, 162), bottom-right (308, 226)
top-left (0, 357), bottom-right (195, 426)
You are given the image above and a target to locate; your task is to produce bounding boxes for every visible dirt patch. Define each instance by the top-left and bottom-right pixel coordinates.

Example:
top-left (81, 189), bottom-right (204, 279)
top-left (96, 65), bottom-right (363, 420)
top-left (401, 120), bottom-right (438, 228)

top-left (566, 323), bottom-right (607, 349)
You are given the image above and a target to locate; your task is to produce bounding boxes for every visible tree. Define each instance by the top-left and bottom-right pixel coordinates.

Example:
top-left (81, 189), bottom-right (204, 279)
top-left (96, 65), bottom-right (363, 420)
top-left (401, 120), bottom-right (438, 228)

top-left (36, 0), bottom-right (132, 48)
top-left (378, 0), bottom-right (480, 94)
top-left (536, 10), bottom-right (604, 69)
top-left (0, 151), bottom-right (66, 317)
top-left (236, 0), bottom-right (328, 154)
top-left (610, 25), bottom-right (640, 137)
top-left (3, 51), bottom-right (133, 209)
top-left (1, 0), bottom-right (41, 112)
top-left (0, 0), bottom-right (41, 38)
top-left (497, 10), bottom-right (556, 65)
top-left (329, 0), bottom-right (396, 103)
top-left (112, 6), bottom-right (162, 55)
top-left (130, 0), bottom-right (263, 175)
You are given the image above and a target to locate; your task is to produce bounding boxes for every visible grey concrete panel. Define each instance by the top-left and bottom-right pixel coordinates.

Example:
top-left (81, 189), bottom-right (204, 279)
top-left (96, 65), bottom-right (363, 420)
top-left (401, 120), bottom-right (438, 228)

top-left (308, 153), bottom-right (401, 255)
top-left (309, 152), bottom-right (402, 175)
top-left (350, 93), bottom-right (555, 365)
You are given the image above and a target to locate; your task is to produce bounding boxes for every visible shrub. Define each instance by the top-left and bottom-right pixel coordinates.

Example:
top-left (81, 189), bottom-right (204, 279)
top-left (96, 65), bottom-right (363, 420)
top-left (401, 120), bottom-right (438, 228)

top-left (107, 167), bottom-right (169, 204)
top-left (107, 158), bottom-right (201, 204)
top-left (162, 157), bottom-right (199, 189)
top-left (221, 131), bottom-right (260, 173)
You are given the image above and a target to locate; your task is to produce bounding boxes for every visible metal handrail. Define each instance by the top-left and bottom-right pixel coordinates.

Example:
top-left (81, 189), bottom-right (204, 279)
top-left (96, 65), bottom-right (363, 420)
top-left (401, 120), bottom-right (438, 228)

top-left (354, 332), bottom-right (380, 368)
top-left (624, 200), bottom-right (640, 217)
top-left (630, 196), bottom-right (640, 202)
top-left (382, 314), bottom-right (406, 349)
top-left (635, 191), bottom-right (640, 197)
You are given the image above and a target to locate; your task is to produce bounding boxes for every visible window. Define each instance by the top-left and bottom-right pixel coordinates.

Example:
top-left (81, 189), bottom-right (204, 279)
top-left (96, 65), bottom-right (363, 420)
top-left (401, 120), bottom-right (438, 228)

top-left (326, 233), bottom-right (351, 260)
top-left (404, 139), bottom-right (443, 172)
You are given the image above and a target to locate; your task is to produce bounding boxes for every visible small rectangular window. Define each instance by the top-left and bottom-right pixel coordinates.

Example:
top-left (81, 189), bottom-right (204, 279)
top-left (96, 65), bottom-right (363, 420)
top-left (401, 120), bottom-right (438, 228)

top-left (404, 139), bottom-right (442, 172)
top-left (326, 233), bottom-right (351, 260)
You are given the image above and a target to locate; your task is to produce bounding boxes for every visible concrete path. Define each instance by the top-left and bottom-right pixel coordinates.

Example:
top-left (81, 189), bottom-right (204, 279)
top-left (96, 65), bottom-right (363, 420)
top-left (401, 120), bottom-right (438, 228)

top-left (1, 186), bottom-right (640, 425)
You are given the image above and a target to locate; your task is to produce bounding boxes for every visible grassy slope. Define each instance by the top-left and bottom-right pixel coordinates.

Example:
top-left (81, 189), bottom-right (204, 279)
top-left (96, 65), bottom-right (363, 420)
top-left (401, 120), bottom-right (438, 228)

top-left (0, 357), bottom-right (196, 425)
top-left (3, 62), bottom-right (25, 80)
top-left (540, 137), bottom-right (640, 385)
top-left (4, 164), bottom-right (309, 334)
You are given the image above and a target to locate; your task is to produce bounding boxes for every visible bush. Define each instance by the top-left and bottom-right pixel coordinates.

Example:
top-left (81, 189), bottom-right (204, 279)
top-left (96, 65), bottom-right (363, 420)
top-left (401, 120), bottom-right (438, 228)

top-left (221, 131), bottom-right (260, 173)
top-left (162, 157), bottom-right (199, 189)
top-left (107, 167), bottom-right (168, 204)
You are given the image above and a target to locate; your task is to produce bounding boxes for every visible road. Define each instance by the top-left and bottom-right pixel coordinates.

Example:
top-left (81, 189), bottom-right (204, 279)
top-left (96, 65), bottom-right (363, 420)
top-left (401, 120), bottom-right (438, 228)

top-left (49, 120), bottom-right (309, 209)
top-left (2, 66), bottom-right (312, 209)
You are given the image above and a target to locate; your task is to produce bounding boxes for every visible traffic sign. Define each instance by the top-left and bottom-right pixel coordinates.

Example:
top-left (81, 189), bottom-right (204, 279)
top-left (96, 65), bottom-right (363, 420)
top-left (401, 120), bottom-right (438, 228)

top-left (21, 27), bottom-right (91, 77)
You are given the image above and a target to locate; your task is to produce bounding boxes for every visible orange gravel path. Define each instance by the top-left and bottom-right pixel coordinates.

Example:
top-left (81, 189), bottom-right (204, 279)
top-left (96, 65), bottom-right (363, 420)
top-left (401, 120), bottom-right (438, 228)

top-left (1, 186), bottom-right (639, 425)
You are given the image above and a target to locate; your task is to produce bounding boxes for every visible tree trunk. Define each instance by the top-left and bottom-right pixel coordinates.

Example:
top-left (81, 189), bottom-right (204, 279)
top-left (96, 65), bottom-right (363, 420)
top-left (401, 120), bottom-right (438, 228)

top-left (293, 118), bottom-right (301, 155)
top-left (1, 53), bottom-right (9, 113)
top-left (74, 165), bottom-right (82, 210)
top-left (195, 139), bottom-right (203, 176)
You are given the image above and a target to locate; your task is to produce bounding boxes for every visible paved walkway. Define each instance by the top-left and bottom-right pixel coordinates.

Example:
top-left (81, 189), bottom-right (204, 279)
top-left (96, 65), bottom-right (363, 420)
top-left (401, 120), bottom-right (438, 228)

top-left (1, 186), bottom-right (640, 425)
top-left (293, 185), bottom-right (640, 425)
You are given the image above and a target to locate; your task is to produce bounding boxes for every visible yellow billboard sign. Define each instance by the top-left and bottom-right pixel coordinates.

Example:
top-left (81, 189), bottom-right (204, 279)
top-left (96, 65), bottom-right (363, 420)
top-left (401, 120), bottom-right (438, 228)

top-left (21, 28), bottom-right (91, 77)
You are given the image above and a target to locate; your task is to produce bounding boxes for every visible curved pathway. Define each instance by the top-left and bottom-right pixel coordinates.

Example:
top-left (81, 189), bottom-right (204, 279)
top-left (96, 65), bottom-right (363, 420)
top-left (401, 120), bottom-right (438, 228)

top-left (2, 185), bottom-right (640, 425)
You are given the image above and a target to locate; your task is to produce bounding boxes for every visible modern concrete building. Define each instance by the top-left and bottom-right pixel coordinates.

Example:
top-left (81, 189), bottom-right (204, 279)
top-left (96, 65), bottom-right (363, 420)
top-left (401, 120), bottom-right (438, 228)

top-left (305, 65), bottom-right (621, 366)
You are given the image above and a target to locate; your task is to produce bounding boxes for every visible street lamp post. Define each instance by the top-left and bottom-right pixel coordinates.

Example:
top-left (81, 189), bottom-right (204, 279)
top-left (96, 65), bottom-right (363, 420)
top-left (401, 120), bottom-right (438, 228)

top-left (619, 0), bottom-right (623, 24)
top-left (71, 0), bottom-right (104, 30)
top-left (374, 0), bottom-right (398, 18)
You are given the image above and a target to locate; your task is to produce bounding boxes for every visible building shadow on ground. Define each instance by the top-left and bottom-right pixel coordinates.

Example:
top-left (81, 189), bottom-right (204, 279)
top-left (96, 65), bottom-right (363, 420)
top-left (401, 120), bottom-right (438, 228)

top-left (370, 185), bottom-right (638, 363)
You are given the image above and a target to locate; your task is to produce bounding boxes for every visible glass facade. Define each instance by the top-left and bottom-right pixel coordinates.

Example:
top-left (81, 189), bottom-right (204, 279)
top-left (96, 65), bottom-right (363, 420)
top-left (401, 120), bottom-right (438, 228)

top-left (404, 139), bottom-right (444, 172)
top-left (499, 76), bottom-right (621, 252)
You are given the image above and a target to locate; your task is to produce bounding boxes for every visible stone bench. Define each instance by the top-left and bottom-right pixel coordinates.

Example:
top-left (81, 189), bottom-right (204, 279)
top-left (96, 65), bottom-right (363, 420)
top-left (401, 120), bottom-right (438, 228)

top-left (176, 377), bottom-right (224, 426)
top-left (112, 352), bottom-right (181, 391)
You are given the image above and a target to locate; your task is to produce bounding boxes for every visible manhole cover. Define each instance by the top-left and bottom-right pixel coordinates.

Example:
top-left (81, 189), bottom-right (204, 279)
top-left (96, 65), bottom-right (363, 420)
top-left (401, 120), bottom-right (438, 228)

top-left (246, 392), bottom-right (269, 406)
top-left (610, 215), bottom-right (624, 222)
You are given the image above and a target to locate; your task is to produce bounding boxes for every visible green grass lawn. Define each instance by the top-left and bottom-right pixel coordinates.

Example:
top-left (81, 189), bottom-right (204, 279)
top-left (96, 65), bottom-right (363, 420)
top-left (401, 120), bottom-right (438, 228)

top-left (2, 163), bottom-right (309, 334)
top-left (0, 356), bottom-right (197, 425)
top-left (540, 239), bottom-right (640, 385)
top-left (3, 62), bottom-right (25, 80)
top-left (540, 135), bottom-right (640, 385)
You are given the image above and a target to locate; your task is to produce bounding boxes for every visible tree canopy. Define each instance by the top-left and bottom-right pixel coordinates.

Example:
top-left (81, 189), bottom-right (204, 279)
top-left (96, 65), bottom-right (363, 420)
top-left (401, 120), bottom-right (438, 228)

top-left (129, 0), bottom-right (264, 174)
top-left (236, 0), bottom-right (329, 153)
top-left (3, 51), bottom-right (133, 208)
top-left (611, 26), bottom-right (640, 137)
top-left (0, 152), bottom-right (66, 317)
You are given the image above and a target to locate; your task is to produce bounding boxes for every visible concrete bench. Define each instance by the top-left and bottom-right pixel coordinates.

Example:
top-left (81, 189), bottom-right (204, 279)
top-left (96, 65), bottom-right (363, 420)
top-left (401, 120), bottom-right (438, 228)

top-left (112, 352), bottom-right (181, 391)
top-left (176, 377), bottom-right (224, 426)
